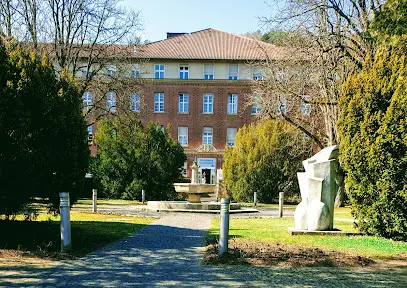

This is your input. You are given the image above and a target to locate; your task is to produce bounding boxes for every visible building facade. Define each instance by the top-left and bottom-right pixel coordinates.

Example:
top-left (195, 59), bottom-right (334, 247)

top-left (85, 28), bottom-right (285, 184)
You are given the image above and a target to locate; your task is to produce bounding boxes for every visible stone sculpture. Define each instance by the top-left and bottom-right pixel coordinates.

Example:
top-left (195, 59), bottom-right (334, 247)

top-left (294, 145), bottom-right (339, 231)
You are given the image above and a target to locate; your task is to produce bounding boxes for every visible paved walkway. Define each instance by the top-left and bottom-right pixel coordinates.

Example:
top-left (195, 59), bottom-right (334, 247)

top-left (1, 213), bottom-right (407, 287)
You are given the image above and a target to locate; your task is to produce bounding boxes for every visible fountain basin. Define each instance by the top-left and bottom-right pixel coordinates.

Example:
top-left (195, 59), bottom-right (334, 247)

top-left (174, 183), bottom-right (217, 203)
top-left (147, 201), bottom-right (241, 211)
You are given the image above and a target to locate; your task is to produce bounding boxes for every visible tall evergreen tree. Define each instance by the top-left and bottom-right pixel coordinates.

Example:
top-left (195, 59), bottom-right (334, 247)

top-left (338, 1), bottom-right (407, 239)
top-left (0, 38), bottom-right (89, 215)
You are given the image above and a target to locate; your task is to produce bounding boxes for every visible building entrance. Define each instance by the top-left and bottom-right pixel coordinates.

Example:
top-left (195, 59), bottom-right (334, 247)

top-left (198, 158), bottom-right (216, 184)
top-left (201, 168), bottom-right (211, 184)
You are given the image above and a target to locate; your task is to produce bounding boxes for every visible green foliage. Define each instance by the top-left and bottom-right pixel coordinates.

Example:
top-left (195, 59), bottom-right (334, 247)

top-left (0, 39), bottom-right (89, 215)
top-left (223, 120), bottom-right (311, 203)
top-left (371, 0), bottom-right (407, 37)
top-left (261, 30), bottom-right (289, 45)
top-left (94, 116), bottom-right (186, 200)
top-left (338, 35), bottom-right (407, 240)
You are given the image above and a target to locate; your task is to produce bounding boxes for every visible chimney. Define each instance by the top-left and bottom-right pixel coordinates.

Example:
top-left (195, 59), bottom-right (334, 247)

top-left (167, 32), bottom-right (187, 39)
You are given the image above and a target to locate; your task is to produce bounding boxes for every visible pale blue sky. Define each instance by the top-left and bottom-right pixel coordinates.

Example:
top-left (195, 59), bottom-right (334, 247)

top-left (122, 0), bottom-right (276, 42)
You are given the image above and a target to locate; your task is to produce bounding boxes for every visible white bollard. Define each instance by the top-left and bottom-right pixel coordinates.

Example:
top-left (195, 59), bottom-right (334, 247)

top-left (254, 192), bottom-right (257, 207)
top-left (142, 189), bottom-right (146, 204)
top-left (279, 192), bottom-right (284, 218)
top-left (59, 192), bottom-right (72, 252)
top-left (92, 189), bottom-right (97, 213)
top-left (219, 198), bottom-right (230, 255)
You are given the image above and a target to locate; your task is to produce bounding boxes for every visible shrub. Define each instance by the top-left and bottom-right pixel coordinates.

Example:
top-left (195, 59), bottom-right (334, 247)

top-left (223, 120), bottom-right (311, 203)
top-left (338, 36), bottom-right (407, 240)
top-left (94, 117), bottom-right (186, 200)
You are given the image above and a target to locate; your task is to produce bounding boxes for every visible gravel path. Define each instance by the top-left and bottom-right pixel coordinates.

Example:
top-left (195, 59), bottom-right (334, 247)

top-left (1, 213), bottom-right (407, 287)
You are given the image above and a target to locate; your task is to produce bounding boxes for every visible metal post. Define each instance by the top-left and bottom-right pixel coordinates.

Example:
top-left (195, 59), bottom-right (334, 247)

top-left (279, 192), bottom-right (284, 218)
top-left (142, 189), bottom-right (146, 204)
top-left (254, 192), bottom-right (257, 207)
top-left (219, 198), bottom-right (230, 255)
top-left (215, 183), bottom-right (219, 202)
top-left (92, 189), bottom-right (97, 213)
top-left (59, 192), bottom-right (72, 252)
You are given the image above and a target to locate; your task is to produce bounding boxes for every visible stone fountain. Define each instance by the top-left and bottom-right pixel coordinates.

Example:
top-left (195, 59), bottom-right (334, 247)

top-left (146, 159), bottom-right (246, 212)
top-left (173, 160), bottom-right (216, 203)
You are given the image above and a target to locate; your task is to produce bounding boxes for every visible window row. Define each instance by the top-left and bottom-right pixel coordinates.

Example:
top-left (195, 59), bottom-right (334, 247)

top-left (83, 92), bottom-right (140, 113)
top-left (83, 92), bottom-right (311, 116)
top-left (79, 63), bottom-right (264, 81)
top-left (87, 124), bottom-right (238, 148)
top-left (154, 64), bottom-right (263, 80)
top-left (154, 93), bottom-right (241, 114)
top-left (83, 92), bottom-right (259, 115)
top-left (177, 127), bottom-right (237, 147)
top-left (80, 65), bottom-right (140, 79)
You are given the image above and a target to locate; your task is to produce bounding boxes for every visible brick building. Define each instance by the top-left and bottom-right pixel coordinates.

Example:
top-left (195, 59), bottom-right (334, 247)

top-left (86, 28), bottom-right (285, 184)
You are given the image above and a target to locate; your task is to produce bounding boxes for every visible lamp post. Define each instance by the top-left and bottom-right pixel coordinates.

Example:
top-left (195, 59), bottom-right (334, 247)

top-left (59, 192), bottom-right (72, 252)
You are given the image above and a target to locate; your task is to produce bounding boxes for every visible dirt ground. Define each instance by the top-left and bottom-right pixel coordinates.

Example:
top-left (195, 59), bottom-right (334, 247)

top-left (0, 250), bottom-right (56, 268)
top-left (203, 238), bottom-right (407, 269)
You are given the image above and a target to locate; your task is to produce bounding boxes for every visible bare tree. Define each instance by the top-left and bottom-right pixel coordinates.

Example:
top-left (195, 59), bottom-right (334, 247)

top-left (0, 0), bottom-right (17, 37)
top-left (253, 0), bottom-right (384, 205)
top-left (2, 0), bottom-right (143, 121)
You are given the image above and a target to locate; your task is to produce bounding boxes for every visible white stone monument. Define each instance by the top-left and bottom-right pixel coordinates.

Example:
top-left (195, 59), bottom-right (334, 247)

top-left (294, 145), bottom-right (338, 231)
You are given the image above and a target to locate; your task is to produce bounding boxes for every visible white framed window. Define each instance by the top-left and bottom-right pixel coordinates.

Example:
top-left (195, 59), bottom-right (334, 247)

top-left (81, 68), bottom-right (87, 78)
top-left (83, 91), bottom-right (92, 106)
top-left (300, 96), bottom-right (311, 115)
top-left (132, 65), bottom-right (141, 78)
top-left (130, 93), bottom-right (140, 112)
top-left (155, 64), bottom-right (165, 79)
top-left (203, 127), bottom-right (213, 145)
top-left (228, 64), bottom-right (238, 80)
top-left (178, 127), bottom-right (188, 146)
top-left (276, 98), bottom-right (287, 115)
top-left (106, 91), bottom-right (116, 112)
top-left (179, 66), bottom-right (189, 79)
top-left (252, 95), bottom-right (261, 114)
top-left (87, 125), bottom-right (93, 144)
top-left (154, 92), bottom-right (164, 112)
top-left (204, 64), bottom-right (214, 79)
top-left (80, 66), bottom-right (89, 78)
top-left (203, 93), bottom-right (213, 114)
top-left (227, 94), bottom-right (238, 114)
top-left (181, 162), bottom-right (188, 177)
top-left (252, 66), bottom-right (264, 80)
top-left (226, 128), bottom-right (237, 147)
top-left (107, 65), bottom-right (116, 77)
top-left (178, 93), bottom-right (189, 113)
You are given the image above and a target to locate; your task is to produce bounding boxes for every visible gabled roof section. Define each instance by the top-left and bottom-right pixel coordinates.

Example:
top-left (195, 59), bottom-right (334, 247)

top-left (138, 28), bottom-right (287, 61)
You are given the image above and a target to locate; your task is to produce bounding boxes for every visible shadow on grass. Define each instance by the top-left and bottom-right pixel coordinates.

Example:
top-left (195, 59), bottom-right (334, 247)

top-left (0, 220), bottom-right (147, 259)
top-left (0, 222), bottom-right (407, 287)
top-left (1, 222), bottom-right (407, 287)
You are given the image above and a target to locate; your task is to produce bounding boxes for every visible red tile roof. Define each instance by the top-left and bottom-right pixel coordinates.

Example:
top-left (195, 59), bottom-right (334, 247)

top-left (138, 28), bottom-right (287, 61)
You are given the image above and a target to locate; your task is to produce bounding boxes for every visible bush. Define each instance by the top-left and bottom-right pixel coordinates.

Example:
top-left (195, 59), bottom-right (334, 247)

top-left (223, 120), bottom-right (311, 203)
top-left (0, 39), bottom-right (89, 215)
top-left (338, 36), bottom-right (407, 240)
top-left (94, 117), bottom-right (186, 200)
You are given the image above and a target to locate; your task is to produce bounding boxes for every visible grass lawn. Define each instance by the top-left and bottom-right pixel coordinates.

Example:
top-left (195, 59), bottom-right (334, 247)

top-left (207, 214), bottom-right (407, 259)
top-left (0, 211), bottom-right (154, 259)
top-left (75, 199), bottom-right (143, 206)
